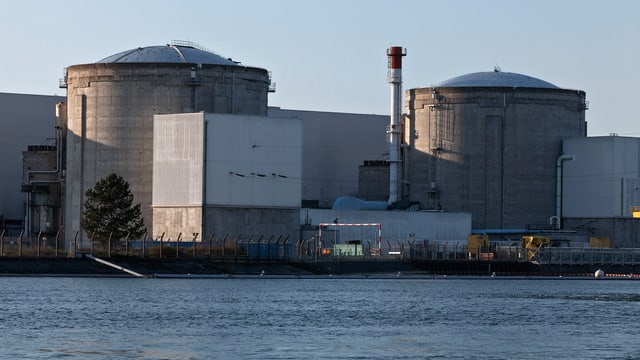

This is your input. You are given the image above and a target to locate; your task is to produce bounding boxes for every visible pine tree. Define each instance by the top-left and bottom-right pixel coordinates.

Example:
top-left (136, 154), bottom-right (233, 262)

top-left (81, 173), bottom-right (145, 245)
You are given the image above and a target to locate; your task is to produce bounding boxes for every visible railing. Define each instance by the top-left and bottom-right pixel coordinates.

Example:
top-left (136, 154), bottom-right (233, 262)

top-left (538, 247), bottom-right (640, 265)
top-left (0, 230), bottom-right (62, 257)
top-left (0, 230), bottom-right (294, 260)
top-left (4, 229), bottom-right (640, 267)
top-left (296, 239), bottom-right (527, 262)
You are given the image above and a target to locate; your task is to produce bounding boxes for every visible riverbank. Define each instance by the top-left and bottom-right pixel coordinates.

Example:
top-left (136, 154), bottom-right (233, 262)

top-left (1, 255), bottom-right (629, 278)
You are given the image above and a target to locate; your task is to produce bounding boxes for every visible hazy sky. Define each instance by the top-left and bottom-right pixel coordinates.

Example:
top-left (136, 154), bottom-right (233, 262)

top-left (1, 0), bottom-right (638, 136)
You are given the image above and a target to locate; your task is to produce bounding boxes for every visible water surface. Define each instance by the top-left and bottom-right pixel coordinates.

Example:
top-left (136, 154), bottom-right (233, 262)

top-left (1, 277), bottom-right (638, 359)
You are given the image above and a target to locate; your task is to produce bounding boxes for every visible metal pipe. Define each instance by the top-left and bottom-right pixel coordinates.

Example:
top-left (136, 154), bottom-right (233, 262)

top-left (386, 46), bottom-right (406, 204)
top-left (556, 153), bottom-right (575, 229)
top-left (85, 254), bottom-right (146, 278)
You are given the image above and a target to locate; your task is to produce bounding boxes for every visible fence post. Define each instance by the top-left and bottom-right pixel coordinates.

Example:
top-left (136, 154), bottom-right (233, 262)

top-left (142, 228), bottom-right (147, 258)
top-left (283, 236), bottom-right (289, 260)
top-left (192, 233), bottom-right (199, 259)
top-left (125, 231), bottom-right (130, 256)
top-left (423, 240), bottom-right (427, 259)
top-left (208, 233), bottom-right (214, 258)
top-left (408, 240), bottom-right (414, 261)
top-left (256, 235), bottom-right (262, 261)
top-left (18, 229), bottom-right (24, 257)
top-left (108, 231), bottom-right (113, 257)
top-left (453, 242), bottom-right (458, 260)
top-left (268, 235), bottom-right (275, 261)
top-left (176, 232), bottom-right (182, 258)
top-left (222, 234), bottom-right (229, 257)
top-left (73, 231), bottom-right (79, 257)
top-left (1, 229), bottom-right (4, 257)
top-left (55, 230), bottom-right (60, 258)
top-left (36, 231), bottom-right (42, 257)
top-left (159, 232), bottom-right (165, 259)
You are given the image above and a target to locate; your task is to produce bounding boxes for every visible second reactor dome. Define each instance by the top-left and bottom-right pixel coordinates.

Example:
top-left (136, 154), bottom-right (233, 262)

top-left (405, 70), bottom-right (586, 230)
top-left (435, 71), bottom-right (559, 89)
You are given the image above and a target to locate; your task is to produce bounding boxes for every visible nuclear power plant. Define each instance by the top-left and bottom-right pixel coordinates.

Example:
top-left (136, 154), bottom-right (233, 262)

top-left (3, 40), bottom-right (640, 252)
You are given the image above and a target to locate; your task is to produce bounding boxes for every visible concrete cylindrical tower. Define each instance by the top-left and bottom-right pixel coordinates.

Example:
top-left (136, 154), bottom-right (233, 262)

top-left (404, 71), bottom-right (587, 230)
top-left (62, 42), bottom-right (271, 245)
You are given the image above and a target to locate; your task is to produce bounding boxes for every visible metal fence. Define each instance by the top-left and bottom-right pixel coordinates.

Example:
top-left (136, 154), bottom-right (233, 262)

top-left (4, 228), bottom-right (640, 267)
top-left (294, 238), bottom-right (527, 262)
top-left (538, 247), bottom-right (640, 265)
top-left (0, 230), bottom-right (64, 257)
top-left (0, 230), bottom-right (295, 260)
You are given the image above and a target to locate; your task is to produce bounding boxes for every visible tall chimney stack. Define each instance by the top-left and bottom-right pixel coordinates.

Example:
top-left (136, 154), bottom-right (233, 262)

top-left (386, 46), bottom-right (406, 204)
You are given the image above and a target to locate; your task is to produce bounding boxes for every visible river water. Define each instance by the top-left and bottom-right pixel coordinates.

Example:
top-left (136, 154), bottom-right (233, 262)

top-left (1, 276), bottom-right (638, 359)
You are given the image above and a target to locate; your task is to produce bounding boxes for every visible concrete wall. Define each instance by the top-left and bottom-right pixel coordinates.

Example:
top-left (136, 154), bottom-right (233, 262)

top-left (563, 136), bottom-right (640, 217)
top-left (205, 207), bottom-right (299, 241)
top-left (268, 107), bottom-right (388, 208)
top-left (64, 63), bottom-right (269, 246)
top-left (0, 93), bottom-right (64, 225)
top-left (406, 87), bottom-right (587, 230)
top-left (205, 113), bottom-right (301, 207)
top-left (152, 206), bottom-right (202, 241)
top-left (301, 208), bottom-right (471, 244)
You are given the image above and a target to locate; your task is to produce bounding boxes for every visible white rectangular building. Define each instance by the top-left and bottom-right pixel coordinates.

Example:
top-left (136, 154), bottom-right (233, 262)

top-left (153, 112), bottom-right (302, 240)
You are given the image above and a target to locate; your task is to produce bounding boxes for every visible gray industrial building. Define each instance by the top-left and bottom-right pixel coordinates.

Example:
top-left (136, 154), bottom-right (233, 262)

top-left (0, 92), bottom-right (64, 236)
top-left (562, 136), bottom-right (640, 247)
top-left (267, 107), bottom-right (389, 207)
top-left (563, 136), bottom-right (640, 218)
top-left (403, 71), bottom-right (588, 230)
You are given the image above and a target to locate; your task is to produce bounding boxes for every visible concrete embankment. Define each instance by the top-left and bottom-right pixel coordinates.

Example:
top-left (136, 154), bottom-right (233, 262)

top-left (0, 256), bottom-right (633, 277)
top-left (0, 257), bottom-right (313, 277)
top-left (0, 256), bottom-right (538, 277)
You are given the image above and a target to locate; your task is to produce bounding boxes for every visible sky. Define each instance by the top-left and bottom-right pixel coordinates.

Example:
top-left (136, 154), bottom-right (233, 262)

top-left (0, 0), bottom-right (638, 136)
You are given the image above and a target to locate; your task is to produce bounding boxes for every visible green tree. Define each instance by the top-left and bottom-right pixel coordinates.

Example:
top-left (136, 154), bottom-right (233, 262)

top-left (81, 173), bottom-right (145, 245)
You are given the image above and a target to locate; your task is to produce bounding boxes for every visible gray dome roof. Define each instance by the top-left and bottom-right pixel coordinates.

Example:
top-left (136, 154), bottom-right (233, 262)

top-left (435, 71), bottom-right (559, 89)
top-left (97, 43), bottom-right (239, 66)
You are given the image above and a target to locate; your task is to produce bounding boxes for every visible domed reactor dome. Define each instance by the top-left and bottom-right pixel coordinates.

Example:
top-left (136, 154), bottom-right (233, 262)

top-left (61, 41), bottom-right (272, 245)
top-left (403, 70), bottom-right (587, 230)
top-left (97, 43), bottom-right (241, 65)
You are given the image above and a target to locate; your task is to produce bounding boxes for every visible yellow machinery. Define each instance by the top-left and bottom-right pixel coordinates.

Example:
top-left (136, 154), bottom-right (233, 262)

top-left (521, 235), bottom-right (550, 261)
top-left (466, 234), bottom-right (489, 259)
top-left (589, 236), bottom-right (610, 248)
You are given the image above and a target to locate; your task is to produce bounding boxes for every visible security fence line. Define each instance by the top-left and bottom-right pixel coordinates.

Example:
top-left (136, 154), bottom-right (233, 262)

top-left (2, 229), bottom-right (640, 267)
